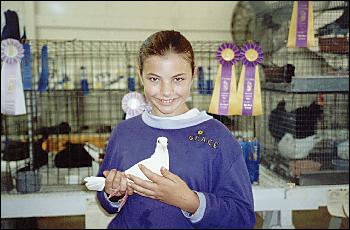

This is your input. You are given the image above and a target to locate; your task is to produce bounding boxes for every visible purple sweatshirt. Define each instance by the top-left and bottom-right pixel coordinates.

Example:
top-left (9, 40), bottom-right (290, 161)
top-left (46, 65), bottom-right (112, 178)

top-left (97, 110), bottom-right (255, 229)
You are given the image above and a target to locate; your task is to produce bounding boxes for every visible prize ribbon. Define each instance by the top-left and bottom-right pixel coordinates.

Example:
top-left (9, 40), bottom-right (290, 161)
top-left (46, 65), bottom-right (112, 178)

top-left (38, 45), bottom-right (49, 92)
top-left (235, 42), bottom-right (264, 116)
top-left (287, 1), bottom-right (315, 48)
top-left (208, 43), bottom-right (240, 115)
top-left (22, 42), bottom-right (32, 90)
top-left (1, 38), bottom-right (24, 64)
top-left (122, 92), bottom-right (147, 119)
top-left (1, 39), bottom-right (26, 115)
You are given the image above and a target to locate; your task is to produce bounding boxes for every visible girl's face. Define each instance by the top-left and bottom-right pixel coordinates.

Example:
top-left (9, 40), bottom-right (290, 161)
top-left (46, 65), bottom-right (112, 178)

top-left (140, 53), bottom-right (193, 117)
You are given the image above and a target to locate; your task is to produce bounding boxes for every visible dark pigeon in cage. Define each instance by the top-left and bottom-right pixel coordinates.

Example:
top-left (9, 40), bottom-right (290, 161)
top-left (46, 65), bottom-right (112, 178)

top-left (268, 99), bottom-right (288, 140)
top-left (207, 113), bottom-right (233, 127)
top-left (269, 100), bottom-right (323, 140)
top-left (2, 140), bottom-right (29, 161)
top-left (54, 142), bottom-right (93, 168)
top-left (2, 138), bottom-right (48, 170)
top-left (317, 3), bottom-right (349, 37)
top-left (96, 124), bottom-right (112, 133)
top-left (39, 122), bottom-right (71, 139)
top-left (262, 13), bottom-right (281, 31)
top-left (32, 138), bottom-right (49, 169)
top-left (262, 63), bottom-right (295, 83)
top-left (292, 101), bottom-right (323, 139)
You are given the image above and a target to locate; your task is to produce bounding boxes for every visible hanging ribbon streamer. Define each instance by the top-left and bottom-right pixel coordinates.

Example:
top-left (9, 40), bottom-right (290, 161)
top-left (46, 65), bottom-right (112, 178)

top-left (208, 43), bottom-right (240, 115)
top-left (1, 38), bottom-right (26, 115)
top-left (22, 42), bottom-right (32, 90)
top-left (38, 45), bottom-right (49, 92)
top-left (235, 42), bottom-right (264, 116)
top-left (122, 92), bottom-right (147, 120)
top-left (287, 1), bottom-right (315, 48)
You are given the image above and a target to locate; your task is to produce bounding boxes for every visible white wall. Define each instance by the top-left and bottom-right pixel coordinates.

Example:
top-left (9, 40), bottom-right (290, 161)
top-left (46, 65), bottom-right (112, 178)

top-left (1, 1), bottom-right (238, 41)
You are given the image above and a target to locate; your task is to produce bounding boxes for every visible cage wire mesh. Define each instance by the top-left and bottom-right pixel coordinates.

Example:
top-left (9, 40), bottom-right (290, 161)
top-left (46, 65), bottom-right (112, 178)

top-left (256, 90), bottom-right (349, 185)
top-left (1, 1), bottom-right (348, 192)
top-left (253, 1), bottom-right (349, 185)
top-left (254, 0), bottom-right (349, 82)
top-left (1, 39), bottom-right (260, 192)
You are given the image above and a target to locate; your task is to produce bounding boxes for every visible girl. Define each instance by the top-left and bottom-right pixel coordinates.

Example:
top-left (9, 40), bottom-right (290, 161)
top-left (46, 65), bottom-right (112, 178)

top-left (97, 30), bottom-right (255, 229)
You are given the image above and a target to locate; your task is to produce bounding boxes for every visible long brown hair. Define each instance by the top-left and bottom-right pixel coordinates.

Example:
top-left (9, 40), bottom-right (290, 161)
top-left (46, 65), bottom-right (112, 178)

top-left (138, 30), bottom-right (195, 76)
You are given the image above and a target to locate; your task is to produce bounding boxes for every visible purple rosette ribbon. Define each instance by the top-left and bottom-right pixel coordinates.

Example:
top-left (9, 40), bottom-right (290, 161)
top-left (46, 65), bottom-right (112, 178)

top-left (240, 43), bottom-right (264, 116)
top-left (214, 43), bottom-right (240, 115)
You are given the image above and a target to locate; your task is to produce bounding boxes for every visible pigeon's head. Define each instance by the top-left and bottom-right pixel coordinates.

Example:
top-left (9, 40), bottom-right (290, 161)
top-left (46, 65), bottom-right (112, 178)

top-left (157, 136), bottom-right (168, 151)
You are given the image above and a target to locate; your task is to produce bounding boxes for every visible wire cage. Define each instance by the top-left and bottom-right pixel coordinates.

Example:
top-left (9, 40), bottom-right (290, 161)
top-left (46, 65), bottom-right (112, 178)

top-left (254, 1), bottom-right (349, 83)
top-left (1, 2), bottom-right (348, 193)
top-left (253, 1), bottom-right (349, 185)
top-left (256, 90), bottom-right (349, 185)
top-left (1, 39), bottom-right (261, 193)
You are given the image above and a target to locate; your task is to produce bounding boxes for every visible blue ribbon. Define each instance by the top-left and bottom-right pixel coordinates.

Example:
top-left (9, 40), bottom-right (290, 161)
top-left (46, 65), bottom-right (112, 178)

top-left (38, 45), bottom-right (49, 92)
top-left (22, 43), bottom-right (32, 90)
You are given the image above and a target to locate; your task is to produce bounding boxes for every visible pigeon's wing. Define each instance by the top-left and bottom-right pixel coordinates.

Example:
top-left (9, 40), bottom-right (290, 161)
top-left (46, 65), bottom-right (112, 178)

top-left (297, 135), bottom-right (322, 159)
top-left (84, 176), bottom-right (105, 191)
top-left (125, 157), bottom-right (163, 181)
top-left (278, 134), bottom-right (296, 159)
top-left (125, 163), bottom-right (149, 181)
top-left (141, 157), bottom-right (164, 176)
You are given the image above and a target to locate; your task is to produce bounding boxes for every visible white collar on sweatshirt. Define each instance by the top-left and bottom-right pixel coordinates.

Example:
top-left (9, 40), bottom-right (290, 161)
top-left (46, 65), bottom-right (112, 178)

top-left (142, 108), bottom-right (212, 129)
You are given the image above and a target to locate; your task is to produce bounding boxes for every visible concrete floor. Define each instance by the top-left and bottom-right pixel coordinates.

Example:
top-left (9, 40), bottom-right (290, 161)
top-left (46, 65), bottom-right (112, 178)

top-left (3, 207), bottom-right (348, 229)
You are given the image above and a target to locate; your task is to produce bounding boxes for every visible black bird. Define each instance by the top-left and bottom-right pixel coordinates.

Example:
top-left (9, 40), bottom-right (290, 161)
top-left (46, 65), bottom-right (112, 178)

top-left (292, 101), bottom-right (323, 139)
top-left (317, 3), bottom-right (349, 36)
top-left (262, 13), bottom-right (281, 31)
top-left (268, 99), bottom-right (288, 140)
top-left (269, 100), bottom-right (323, 140)
top-left (54, 142), bottom-right (93, 168)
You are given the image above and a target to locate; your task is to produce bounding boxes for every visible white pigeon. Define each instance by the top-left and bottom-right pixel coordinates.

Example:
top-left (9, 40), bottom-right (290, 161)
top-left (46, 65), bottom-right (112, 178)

top-left (278, 133), bottom-right (322, 159)
top-left (84, 136), bottom-right (169, 192)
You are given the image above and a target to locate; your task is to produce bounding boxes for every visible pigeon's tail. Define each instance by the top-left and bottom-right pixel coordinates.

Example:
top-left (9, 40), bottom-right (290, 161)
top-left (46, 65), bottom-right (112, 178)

top-left (84, 176), bottom-right (105, 191)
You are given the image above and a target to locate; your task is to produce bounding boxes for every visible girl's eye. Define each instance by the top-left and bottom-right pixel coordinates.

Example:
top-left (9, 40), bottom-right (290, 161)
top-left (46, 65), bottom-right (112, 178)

top-left (149, 77), bottom-right (159, 82)
top-left (174, 77), bottom-right (184, 82)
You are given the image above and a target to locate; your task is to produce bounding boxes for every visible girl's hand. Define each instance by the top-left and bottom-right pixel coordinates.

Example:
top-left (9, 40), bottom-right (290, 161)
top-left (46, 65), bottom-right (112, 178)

top-left (126, 164), bottom-right (199, 214)
top-left (103, 169), bottom-right (134, 197)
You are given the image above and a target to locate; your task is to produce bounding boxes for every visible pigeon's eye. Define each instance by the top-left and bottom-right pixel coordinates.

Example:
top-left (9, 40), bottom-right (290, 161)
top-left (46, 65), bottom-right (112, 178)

top-left (157, 140), bottom-right (160, 143)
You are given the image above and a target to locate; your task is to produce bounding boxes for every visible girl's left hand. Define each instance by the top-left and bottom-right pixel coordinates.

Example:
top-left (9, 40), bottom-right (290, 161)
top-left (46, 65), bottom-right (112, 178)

top-left (126, 164), bottom-right (199, 214)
